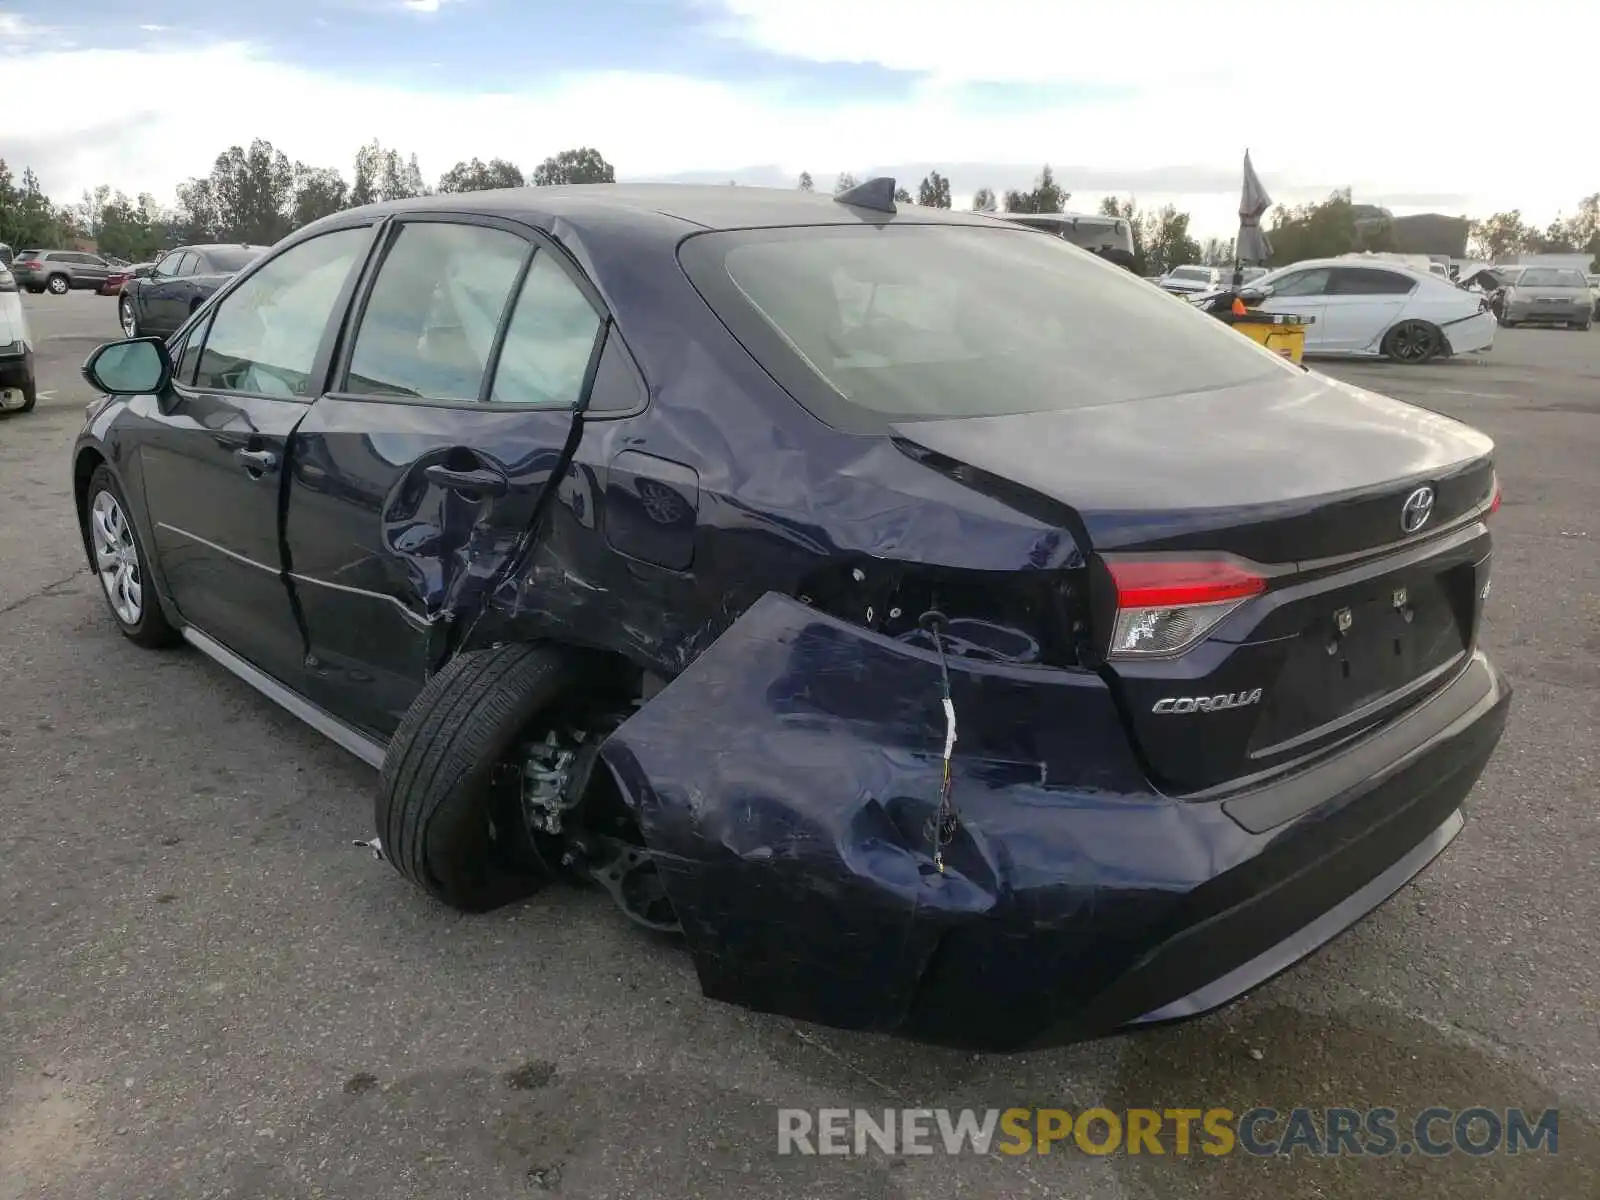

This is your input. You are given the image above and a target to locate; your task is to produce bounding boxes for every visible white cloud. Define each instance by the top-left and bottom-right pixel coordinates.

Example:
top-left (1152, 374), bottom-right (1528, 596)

top-left (0, 19), bottom-right (1593, 241)
top-left (139, 23), bottom-right (168, 32)
top-left (0, 12), bottom-right (50, 38)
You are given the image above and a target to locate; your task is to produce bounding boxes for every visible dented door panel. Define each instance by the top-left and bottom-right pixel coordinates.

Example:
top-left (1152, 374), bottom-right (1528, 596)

top-left (598, 592), bottom-right (1260, 1048)
top-left (285, 397), bottom-right (579, 739)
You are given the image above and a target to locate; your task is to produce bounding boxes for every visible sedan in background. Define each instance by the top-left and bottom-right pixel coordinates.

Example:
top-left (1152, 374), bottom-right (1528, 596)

top-left (1497, 266), bottom-right (1594, 329)
top-left (118, 244), bottom-right (268, 339)
top-left (100, 262), bottom-right (155, 297)
top-left (71, 181), bottom-right (1509, 1051)
top-left (1242, 258), bottom-right (1495, 363)
top-left (1157, 264), bottom-right (1223, 294)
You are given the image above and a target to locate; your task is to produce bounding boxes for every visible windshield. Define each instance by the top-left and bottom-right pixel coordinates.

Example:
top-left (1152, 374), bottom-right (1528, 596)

top-left (1168, 267), bottom-right (1211, 281)
top-left (680, 225), bottom-right (1285, 434)
top-left (206, 247), bottom-right (265, 273)
top-left (1516, 268), bottom-right (1587, 288)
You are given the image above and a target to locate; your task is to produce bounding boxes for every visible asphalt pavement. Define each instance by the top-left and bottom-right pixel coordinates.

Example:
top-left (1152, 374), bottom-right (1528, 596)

top-left (2, 291), bottom-right (1596, 1199)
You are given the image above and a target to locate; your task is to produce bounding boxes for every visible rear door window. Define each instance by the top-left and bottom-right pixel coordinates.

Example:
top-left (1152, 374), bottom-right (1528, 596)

top-left (489, 251), bottom-right (604, 407)
top-left (343, 221), bottom-right (528, 402)
top-left (1329, 268), bottom-right (1417, 296)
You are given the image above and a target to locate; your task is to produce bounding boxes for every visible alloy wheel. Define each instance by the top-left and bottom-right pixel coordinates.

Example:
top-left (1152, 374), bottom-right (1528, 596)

top-left (89, 490), bottom-right (143, 625)
top-left (1389, 322), bottom-right (1438, 364)
top-left (47, 276), bottom-right (69, 295)
top-left (120, 297), bottom-right (138, 338)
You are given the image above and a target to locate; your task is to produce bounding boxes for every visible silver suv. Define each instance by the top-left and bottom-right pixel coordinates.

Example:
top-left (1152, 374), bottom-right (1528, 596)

top-left (12, 250), bottom-right (115, 295)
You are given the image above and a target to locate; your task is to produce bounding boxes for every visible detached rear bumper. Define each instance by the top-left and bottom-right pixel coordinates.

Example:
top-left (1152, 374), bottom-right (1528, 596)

top-left (1443, 310), bottom-right (1496, 355)
top-left (599, 594), bottom-right (1510, 1052)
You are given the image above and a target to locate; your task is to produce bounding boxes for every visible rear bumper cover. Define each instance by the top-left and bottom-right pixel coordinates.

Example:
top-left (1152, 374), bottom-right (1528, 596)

top-left (1442, 310), bottom-right (1497, 354)
top-left (599, 594), bottom-right (1510, 1051)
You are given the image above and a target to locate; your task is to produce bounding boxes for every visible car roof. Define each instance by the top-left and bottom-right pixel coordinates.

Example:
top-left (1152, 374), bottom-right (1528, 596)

top-left (338, 183), bottom-right (1013, 240)
top-left (1272, 257), bottom-right (1430, 277)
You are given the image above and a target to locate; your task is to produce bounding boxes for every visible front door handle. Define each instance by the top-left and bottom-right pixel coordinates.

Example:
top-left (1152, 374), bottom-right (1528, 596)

top-left (425, 464), bottom-right (508, 497)
top-left (234, 448), bottom-right (279, 475)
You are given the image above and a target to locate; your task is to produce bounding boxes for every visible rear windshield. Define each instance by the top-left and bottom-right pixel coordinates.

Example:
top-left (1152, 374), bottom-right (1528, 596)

top-left (1168, 267), bottom-right (1212, 281)
top-left (679, 226), bottom-right (1283, 434)
top-left (1517, 268), bottom-right (1587, 288)
top-left (206, 247), bottom-right (264, 272)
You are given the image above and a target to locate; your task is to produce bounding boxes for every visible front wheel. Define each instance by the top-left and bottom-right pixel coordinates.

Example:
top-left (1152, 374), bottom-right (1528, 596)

top-left (84, 466), bottom-right (180, 648)
top-left (45, 274), bottom-right (69, 295)
top-left (119, 295), bottom-right (140, 338)
top-left (1384, 320), bottom-right (1442, 365)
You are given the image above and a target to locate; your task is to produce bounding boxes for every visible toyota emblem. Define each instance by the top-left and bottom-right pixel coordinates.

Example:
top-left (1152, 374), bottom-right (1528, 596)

top-left (1400, 485), bottom-right (1435, 534)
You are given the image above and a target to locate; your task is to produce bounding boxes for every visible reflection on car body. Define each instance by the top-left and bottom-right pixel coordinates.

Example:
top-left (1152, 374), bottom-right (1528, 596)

top-left (72, 181), bottom-right (1510, 1051)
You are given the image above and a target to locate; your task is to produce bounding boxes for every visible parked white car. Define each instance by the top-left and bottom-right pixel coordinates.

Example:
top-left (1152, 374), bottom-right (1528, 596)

top-left (1158, 264), bottom-right (1223, 294)
top-left (0, 262), bottom-right (38, 414)
top-left (1239, 258), bottom-right (1494, 364)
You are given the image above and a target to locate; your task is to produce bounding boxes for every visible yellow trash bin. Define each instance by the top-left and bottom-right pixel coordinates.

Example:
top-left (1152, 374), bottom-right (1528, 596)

top-left (1227, 310), bottom-right (1312, 364)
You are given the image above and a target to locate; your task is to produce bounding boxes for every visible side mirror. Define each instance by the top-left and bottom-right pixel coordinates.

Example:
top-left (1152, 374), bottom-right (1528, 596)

top-left (1244, 284), bottom-right (1273, 301)
top-left (83, 337), bottom-right (172, 395)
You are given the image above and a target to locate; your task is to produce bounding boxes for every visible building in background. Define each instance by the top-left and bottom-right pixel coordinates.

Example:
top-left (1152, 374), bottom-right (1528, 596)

top-left (1353, 207), bottom-right (1471, 259)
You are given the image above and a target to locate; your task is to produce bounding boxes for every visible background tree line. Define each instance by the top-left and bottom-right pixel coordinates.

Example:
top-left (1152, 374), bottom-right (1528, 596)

top-left (0, 140), bottom-right (616, 262)
top-left (3, 142), bottom-right (1595, 275)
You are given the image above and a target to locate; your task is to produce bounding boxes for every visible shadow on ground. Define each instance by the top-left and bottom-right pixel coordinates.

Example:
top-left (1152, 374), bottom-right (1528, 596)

top-left (1101, 1002), bottom-right (1596, 1199)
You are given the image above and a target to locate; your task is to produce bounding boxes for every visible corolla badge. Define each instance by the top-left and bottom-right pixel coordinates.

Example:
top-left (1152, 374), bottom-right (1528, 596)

top-left (1151, 689), bottom-right (1263, 715)
top-left (1400, 485), bottom-right (1435, 534)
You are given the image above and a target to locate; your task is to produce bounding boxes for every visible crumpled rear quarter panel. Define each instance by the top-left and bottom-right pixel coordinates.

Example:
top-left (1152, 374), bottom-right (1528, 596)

top-left (598, 592), bottom-right (1259, 1050)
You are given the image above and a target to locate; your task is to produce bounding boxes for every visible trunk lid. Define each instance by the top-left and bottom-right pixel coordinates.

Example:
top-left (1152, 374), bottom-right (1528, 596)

top-left (891, 371), bottom-right (1498, 792)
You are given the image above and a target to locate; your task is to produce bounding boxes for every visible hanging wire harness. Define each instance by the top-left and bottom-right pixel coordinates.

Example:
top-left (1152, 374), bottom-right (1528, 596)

top-left (920, 610), bottom-right (962, 873)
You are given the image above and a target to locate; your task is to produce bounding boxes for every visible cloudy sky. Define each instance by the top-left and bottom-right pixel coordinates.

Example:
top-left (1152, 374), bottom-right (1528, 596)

top-left (1, 0), bottom-right (1592, 239)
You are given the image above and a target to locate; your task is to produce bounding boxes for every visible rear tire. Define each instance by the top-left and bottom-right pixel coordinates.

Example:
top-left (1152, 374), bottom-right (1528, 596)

top-left (45, 274), bottom-right (69, 295)
top-left (1383, 320), bottom-right (1441, 364)
top-left (119, 295), bottom-right (140, 338)
top-left (376, 643), bottom-right (578, 912)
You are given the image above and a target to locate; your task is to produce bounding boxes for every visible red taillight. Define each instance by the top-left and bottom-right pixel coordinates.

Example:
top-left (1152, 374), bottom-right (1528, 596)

top-left (1104, 557), bottom-right (1267, 659)
top-left (1108, 559), bottom-right (1267, 608)
top-left (1488, 476), bottom-right (1502, 517)
top-left (17, 260), bottom-right (40, 270)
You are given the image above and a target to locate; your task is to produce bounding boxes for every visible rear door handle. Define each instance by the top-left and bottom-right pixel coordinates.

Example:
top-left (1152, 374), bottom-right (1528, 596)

top-left (234, 448), bottom-right (279, 475)
top-left (425, 464), bottom-right (508, 497)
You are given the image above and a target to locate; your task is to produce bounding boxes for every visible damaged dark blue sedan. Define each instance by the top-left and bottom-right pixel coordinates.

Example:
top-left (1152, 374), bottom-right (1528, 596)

top-left (71, 181), bottom-right (1511, 1052)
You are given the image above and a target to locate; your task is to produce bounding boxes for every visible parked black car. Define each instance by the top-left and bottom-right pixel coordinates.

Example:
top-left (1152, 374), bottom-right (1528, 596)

top-left (118, 244), bottom-right (268, 339)
top-left (72, 182), bottom-right (1510, 1051)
